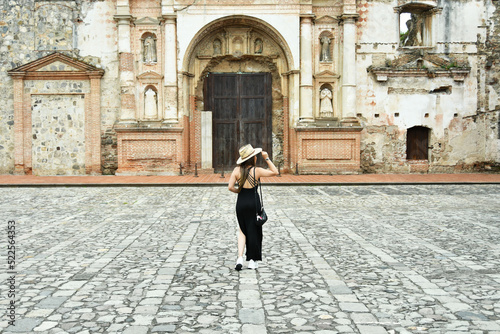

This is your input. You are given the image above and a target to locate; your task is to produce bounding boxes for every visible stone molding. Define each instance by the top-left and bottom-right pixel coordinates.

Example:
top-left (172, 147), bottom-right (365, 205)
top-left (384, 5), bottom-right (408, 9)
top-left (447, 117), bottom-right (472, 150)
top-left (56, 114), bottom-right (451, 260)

top-left (368, 67), bottom-right (471, 82)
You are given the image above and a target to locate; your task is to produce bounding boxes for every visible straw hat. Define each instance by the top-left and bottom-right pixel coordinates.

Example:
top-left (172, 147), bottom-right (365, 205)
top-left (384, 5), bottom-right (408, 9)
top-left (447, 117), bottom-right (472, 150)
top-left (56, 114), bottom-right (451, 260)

top-left (236, 144), bottom-right (262, 164)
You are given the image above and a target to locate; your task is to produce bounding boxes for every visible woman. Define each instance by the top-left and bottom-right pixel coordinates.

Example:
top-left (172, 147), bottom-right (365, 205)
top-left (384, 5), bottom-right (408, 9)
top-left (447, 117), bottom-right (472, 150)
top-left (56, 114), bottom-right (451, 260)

top-left (228, 144), bottom-right (279, 270)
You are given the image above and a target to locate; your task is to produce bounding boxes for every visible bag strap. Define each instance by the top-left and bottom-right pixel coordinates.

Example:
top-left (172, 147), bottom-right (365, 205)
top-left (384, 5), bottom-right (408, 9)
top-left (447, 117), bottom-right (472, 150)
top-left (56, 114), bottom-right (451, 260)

top-left (253, 167), bottom-right (264, 210)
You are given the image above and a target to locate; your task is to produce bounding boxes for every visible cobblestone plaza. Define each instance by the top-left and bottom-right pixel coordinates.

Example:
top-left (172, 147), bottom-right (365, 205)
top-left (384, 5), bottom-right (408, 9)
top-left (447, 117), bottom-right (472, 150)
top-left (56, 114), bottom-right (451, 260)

top-left (1, 184), bottom-right (499, 333)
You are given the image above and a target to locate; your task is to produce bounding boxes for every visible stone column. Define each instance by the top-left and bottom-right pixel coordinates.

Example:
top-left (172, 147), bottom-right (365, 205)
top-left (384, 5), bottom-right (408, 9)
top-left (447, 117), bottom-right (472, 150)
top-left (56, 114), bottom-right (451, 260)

top-left (201, 111), bottom-right (212, 169)
top-left (341, 14), bottom-right (358, 120)
top-left (115, 1), bottom-right (136, 123)
top-left (161, 0), bottom-right (174, 16)
top-left (299, 14), bottom-right (315, 122)
top-left (163, 14), bottom-right (178, 123)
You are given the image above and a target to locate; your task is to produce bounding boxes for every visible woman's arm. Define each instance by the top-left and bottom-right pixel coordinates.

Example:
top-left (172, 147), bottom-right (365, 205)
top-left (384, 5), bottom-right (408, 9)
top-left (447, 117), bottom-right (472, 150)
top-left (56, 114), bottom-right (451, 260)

top-left (228, 167), bottom-right (240, 193)
top-left (257, 151), bottom-right (279, 178)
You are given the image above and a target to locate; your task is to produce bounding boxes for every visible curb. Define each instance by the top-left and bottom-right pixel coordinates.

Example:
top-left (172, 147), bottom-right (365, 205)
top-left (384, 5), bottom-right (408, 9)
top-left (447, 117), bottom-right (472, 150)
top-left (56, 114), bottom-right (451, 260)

top-left (1, 181), bottom-right (499, 187)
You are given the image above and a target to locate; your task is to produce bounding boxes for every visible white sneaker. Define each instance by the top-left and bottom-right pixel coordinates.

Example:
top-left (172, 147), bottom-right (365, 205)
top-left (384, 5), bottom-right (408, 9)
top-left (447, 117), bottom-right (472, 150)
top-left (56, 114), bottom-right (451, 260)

top-left (235, 256), bottom-right (243, 271)
top-left (248, 260), bottom-right (258, 270)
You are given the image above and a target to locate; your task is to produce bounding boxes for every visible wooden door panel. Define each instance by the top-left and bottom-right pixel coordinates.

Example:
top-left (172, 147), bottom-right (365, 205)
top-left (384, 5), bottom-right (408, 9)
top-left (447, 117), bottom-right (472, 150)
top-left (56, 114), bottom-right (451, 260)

top-left (214, 75), bottom-right (238, 96)
top-left (206, 73), bottom-right (272, 169)
top-left (213, 98), bottom-right (237, 120)
top-left (242, 122), bottom-right (264, 148)
top-left (241, 75), bottom-right (266, 96)
top-left (241, 98), bottom-right (265, 120)
top-left (215, 122), bottom-right (238, 168)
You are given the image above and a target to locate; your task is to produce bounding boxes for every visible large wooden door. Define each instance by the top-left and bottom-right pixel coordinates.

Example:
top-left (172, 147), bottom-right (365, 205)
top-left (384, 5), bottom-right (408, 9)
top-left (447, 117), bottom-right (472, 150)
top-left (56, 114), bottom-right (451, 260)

top-left (406, 126), bottom-right (429, 160)
top-left (205, 73), bottom-right (272, 169)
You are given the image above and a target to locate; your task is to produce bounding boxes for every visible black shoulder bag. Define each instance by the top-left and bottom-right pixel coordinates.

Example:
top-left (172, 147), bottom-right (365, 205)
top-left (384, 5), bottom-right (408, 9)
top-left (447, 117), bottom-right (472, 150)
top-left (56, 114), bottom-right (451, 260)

top-left (254, 168), bottom-right (268, 226)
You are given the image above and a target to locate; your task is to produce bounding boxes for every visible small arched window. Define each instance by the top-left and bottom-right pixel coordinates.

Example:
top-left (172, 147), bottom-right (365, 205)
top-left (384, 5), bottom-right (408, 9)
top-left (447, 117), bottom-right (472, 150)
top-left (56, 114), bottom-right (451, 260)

top-left (407, 126), bottom-right (430, 160)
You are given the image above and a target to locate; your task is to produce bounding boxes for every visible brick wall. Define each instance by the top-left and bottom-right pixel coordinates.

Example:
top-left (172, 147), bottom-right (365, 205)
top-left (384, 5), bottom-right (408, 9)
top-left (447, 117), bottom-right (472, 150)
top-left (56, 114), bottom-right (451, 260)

top-left (116, 129), bottom-right (183, 175)
top-left (293, 129), bottom-right (362, 174)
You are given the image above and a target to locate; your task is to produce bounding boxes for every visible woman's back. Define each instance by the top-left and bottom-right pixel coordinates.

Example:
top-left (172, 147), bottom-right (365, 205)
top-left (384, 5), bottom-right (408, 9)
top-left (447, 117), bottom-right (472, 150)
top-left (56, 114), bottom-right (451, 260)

top-left (238, 167), bottom-right (258, 189)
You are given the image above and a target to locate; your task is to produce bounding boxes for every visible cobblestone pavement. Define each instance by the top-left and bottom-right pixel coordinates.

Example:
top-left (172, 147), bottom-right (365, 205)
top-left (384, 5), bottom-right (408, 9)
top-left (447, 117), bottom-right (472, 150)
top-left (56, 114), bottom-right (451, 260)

top-left (0, 185), bottom-right (499, 334)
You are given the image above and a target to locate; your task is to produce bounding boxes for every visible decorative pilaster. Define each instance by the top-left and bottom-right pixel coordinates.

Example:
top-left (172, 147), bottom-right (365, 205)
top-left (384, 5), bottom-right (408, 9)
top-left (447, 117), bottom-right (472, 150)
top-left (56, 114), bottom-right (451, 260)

top-left (12, 76), bottom-right (24, 174)
top-left (163, 14), bottom-right (178, 123)
top-left (300, 14), bottom-right (315, 122)
top-left (341, 13), bottom-right (359, 122)
top-left (161, 0), bottom-right (175, 16)
top-left (115, 4), bottom-right (136, 124)
top-left (90, 76), bottom-right (103, 174)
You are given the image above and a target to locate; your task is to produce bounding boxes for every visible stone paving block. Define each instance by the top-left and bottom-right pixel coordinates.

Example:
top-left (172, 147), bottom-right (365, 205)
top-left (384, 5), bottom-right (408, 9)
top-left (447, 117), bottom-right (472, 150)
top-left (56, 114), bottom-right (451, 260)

top-left (239, 308), bottom-right (265, 324)
top-left (59, 281), bottom-right (87, 290)
top-left (351, 313), bottom-right (378, 324)
top-left (25, 309), bottom-right (54, 318)
top-left (35, 297), bottom-right (68, 309)
top-left (151, 324), bottom-right (176, 332)
top-left (239, 290), bottom-right (260, 300)
top-left (122, 326), bottom-right (149, 334)
top-left (6, 318), bottom-right (43, 332)
top-left (330, 284), bottom-right (353, 295)
top-left (443, 302), bottom-right (472, 312)
top-left (339, 302), bottom-right (370, 313)
top-left (242, 324), bottom-right (267, 334)
top-left (473, 321), bottom-right (500, 331)
top-left (357, 325), bottom-right (388, 334)
top-left (131, 315), bottom-right (154, 326)
top-left (33, 321), bottom-right (58, 331)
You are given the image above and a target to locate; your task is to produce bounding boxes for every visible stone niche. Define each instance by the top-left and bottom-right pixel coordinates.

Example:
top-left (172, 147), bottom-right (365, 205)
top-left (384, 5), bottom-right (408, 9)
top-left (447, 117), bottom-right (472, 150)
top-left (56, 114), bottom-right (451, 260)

top-left (8, 53), bottom-right (104, 175)
top-left (313, 15), bottom-right (341, 120)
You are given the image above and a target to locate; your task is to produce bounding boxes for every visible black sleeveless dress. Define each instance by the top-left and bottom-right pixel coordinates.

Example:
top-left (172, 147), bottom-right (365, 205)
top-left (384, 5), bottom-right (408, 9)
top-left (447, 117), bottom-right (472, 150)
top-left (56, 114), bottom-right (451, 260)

top-left (236, 168), bottom-right (263, 261)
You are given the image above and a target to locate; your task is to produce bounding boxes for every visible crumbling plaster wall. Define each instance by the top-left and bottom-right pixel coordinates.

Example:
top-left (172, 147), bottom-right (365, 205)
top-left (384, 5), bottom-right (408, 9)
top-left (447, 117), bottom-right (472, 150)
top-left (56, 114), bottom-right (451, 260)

top-left (482, 0), bottom-right (500, 164)
top-left (0, 0), bottom-right (120, 174)
top-left (356, 0), bottom-right (499, 173)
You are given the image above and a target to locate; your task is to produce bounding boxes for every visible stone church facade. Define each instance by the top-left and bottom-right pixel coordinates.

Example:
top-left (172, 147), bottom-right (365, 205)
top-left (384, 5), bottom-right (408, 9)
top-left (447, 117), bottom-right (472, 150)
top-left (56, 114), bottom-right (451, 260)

top-left (0, 0), bottom-right (499, 175)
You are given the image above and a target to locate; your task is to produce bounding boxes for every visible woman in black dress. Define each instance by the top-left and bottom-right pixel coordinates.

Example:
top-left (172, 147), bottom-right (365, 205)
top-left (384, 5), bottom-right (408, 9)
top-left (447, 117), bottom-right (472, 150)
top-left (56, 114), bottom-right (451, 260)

top-left (228, 144), bottom-right (278, 270)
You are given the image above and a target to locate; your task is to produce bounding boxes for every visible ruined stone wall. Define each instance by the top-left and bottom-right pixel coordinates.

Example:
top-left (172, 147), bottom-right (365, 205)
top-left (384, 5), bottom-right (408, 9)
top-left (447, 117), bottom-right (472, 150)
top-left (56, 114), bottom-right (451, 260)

top-left (31, 92), bottom-right (86, 176)
top-left (482, 0), bottom-right (500, 166)
top-left (356, 0), bottom-right (500, 173)
top-left (0, 0), bottom-right (120, 174)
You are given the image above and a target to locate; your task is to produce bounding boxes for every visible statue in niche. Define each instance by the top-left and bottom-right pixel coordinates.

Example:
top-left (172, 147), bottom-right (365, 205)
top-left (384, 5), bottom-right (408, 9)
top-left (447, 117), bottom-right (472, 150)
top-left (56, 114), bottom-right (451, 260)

top-left (320, 36), bottom-right (331, 62)
top-left (320, 88), bottom-right (334, 117)
top-left (403, 14), bottom-right (424, 46)
top-left (213, 39), bottom-right (221, 55)
top-left (144, 88), bottom-right (158, 119)
top-left (143, 36), bottom-right (157, 63)
top-left (254, 38), bottom-right (263, 54)
top-left (232, 37), bottom-right (243, 55)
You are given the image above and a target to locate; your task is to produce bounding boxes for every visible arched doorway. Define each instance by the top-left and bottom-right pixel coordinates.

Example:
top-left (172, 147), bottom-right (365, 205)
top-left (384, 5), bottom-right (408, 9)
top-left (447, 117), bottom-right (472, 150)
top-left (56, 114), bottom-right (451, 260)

top-left (406, 126), bottom-right (430, 160)
top-left (182, 16), bottom-right (294, 170)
